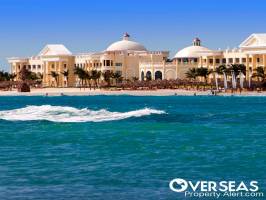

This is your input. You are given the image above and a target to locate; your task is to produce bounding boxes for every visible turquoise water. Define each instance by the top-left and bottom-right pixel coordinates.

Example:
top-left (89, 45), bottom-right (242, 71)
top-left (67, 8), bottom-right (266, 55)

top-left (0, 96), bottom-right (265, 199)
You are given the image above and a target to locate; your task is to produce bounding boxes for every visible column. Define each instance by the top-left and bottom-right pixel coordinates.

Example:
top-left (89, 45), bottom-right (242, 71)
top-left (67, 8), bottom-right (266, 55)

top-left (246, 54), bottom-right (249, 81)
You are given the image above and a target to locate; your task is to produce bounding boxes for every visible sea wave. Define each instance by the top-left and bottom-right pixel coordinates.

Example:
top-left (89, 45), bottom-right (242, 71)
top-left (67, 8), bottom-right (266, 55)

top-left (0, 105), bottom-right (165, 122)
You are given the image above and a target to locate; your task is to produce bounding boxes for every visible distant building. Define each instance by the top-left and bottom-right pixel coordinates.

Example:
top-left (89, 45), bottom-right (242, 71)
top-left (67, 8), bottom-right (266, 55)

top-left (8, 33), bottom-right (266, 86)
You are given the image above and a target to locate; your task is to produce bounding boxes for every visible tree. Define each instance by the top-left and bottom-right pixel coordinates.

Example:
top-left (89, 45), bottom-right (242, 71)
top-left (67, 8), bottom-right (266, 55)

top-left (229, 64), bottom-right (246, 77)
top-left (112, 71), bottom-right (123, 85)
top-left (196, 67), bottom-right (211, 84)
top-left (91, 70), bottom-right (101, 89)
top-left (103, 71), bottom-right (114, 87)
top-left (61, 70), bottom-right (69, 87)
top-left (252, 66), bottom-right (265, 82)
top-left (18, 66), bottom-right (31, 92)
top-left (74, 67), bottom-right (86, 88)
top-left (185, 68), bottom-right (197, 80)
top-left (84, 71), bottom-right (92, 90)
top-left (216, 65), bottom-right (227, 75)
top-left (49, 71), bottom-right (59, 87)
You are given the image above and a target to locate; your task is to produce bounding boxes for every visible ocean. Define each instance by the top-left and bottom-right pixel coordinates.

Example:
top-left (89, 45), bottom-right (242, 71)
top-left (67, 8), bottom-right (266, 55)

top-left (0, 95), bottom-right (265, 200)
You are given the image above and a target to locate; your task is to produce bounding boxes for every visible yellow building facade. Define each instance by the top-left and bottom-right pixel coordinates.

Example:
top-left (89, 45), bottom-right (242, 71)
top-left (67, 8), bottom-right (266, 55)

top-left (8, 33), bottom-right (266, 86)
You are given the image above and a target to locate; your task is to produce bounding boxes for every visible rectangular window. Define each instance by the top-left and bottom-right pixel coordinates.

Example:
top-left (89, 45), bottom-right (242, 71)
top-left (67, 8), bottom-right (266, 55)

top-left (209, 59), bottom-right (213, 64)
top-left (229, 58), bottom-right (233, 63)
top-left (106, 60), bottom-right (110, 66)
top-left (235, 58), bottom-right (240, 63)
top-left (115, 63), bottom-right (122, 67)
top-left (222, 59), bottom-right (226, 64)
top-left (257, 58), bottom-right (260, 63)
top-left (242, 58), bottom-right (246, 63)
top-left (51, 64), bottom-right (55, 69)
top-left (183, 58), bottom-right (188, 63)
top-left (64, 64), bottom-right (67, 69)
top-left (215, 59), bottom-right (220, 64)
top-left (28, 65), bottom-right (31, 70)
top-left (249, 58), bottom-right (252, 63)
top-left (32, 65), bottom-right (36, 69)
top-left (194, 58), bottom-right (198, 63)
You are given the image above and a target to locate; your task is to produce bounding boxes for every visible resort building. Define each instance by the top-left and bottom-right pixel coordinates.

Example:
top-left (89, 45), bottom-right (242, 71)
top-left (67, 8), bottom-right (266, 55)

top-left (7, 33), bottom-right (266, 86)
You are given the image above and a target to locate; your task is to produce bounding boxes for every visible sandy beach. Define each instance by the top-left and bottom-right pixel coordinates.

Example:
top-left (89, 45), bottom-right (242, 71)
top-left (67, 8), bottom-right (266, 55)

top-left (0, 88), bottom-right (266, 96)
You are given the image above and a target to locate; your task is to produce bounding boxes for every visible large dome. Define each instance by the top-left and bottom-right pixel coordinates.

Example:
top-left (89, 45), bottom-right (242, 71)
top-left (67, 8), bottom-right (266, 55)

top-left (106, 33), bottom-right (147, 51)
top-left (174, 38), bottom-right (213, 58)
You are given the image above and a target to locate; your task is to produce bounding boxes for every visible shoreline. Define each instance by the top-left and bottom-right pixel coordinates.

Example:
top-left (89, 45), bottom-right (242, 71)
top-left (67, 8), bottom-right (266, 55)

top-left (0, 88), bottom-right (266, 97)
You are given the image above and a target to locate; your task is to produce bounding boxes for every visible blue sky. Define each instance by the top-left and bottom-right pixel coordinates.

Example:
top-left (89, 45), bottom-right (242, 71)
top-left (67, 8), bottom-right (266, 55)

top-left (0, 0), bottom-right (265, 71)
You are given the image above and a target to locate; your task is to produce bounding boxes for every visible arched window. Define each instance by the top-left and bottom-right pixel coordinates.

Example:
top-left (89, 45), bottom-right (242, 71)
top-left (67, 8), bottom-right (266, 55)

top-left (141, 71), bottom-right (145, 81)
top-left (146, 71), bottom-right (152, 81)
top-left (155, 71), bottom-right (162, 80)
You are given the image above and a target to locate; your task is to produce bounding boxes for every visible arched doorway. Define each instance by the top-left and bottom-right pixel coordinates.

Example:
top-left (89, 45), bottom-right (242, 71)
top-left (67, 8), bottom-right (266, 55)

top-left (155, 71), bottom-right (162, 80)
top-left (141, 71), bottom-right (145, 81)
top-left (146, 71), bottom-right (152, 81)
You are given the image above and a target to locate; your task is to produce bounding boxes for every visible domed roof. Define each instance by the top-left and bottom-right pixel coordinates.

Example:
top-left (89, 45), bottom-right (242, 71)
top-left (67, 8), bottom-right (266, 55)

top-left (174, 38), bottom-right (213, 58)
top-left (174, 45), bottom-right (212, 58)
top-left (106, 33), bottom-right (147, 51)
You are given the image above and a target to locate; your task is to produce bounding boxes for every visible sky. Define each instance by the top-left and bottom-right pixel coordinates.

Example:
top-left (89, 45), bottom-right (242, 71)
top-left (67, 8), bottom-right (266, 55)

top-left (0, 0), bottom-right (266, 71)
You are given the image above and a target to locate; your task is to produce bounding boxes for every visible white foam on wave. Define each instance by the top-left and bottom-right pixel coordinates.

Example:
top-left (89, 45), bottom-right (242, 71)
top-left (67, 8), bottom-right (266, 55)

top-left (0, 105), bottom-right (165, 122)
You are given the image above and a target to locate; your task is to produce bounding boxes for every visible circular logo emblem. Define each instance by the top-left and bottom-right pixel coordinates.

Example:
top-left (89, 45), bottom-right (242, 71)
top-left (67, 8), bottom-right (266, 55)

top-left (169, 178), bottom-right (188, 192)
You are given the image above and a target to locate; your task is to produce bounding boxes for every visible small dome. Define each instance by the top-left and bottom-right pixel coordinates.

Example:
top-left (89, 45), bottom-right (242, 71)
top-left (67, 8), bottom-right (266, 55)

top-left (106, 33), bottom-right (147, 51)
top-left (174, 45), bottom-right (212, 58)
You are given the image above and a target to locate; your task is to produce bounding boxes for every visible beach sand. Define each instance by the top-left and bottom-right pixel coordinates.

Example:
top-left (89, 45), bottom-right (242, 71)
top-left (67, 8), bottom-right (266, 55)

top-left (0, 88), bottom-right (266, 96)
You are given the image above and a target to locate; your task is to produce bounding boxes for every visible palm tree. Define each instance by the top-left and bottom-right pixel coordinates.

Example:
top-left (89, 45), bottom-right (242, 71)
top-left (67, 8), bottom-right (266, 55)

top-left (252, 66), bottom-right (265, 82)
top-left (196, 67), bottom-right (211, 84)
top-left (18, 66), bottom-right (31, 92)
top-left (91, 70), bottom-right (101, 89)
top-left (74, 67), bottom-right (86, 88)
top-left (216, 65), bottom-right (227, 75)
top-left (103, 71), bottom-right (114, 87)
top-left (9, 73), bottom-right (16, 81)
top-left (112, 71), bottom-right (123, 85)
top-left (49, 71), bottom-right (59, 87)
top-left (84, 71), bottom-right (92, 90)
top-left (61, 70), bottom-right (69, 87)
top-left (185, 68), bottom-right (197, 80)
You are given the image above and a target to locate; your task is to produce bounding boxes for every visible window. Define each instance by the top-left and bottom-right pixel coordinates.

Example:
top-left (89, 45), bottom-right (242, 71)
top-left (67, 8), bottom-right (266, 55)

top-left (222, 59), bottom-right (226, 64)
top-left (28, 65), bottom-right (31, 70)
top-left (51, 64), bottom-right (55, 69)
top-left (182, 58), bottom-right (188, 63)
top-left (249, 58), bottom-right (252, 63)
top-left (215, 59), bottom-right (220, 64)
top-left (32, 65), bottom-right (36, 69)
top-left (235, 58), bottom-right (239, 63)
top-left (193, 58), bottom-right (198, 63)
top-left (229, 58), bottom-right (233, 63)
top-left (115, 63), bottom-right (122, 67)
top-left (242, 58), bottom-right (246, 63)
top-left (257, 58), bottom-right (260, 63)
top-left (64, 64), bottom-right (67, 69)
top-left (106, 60), bottom-right (111, 66)
top-left (209, 59), bottom-right (213, 64)
top-left (178, 59), bottom-right (181, 63)
top-left (18, 65), bottom-right (21, 70)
